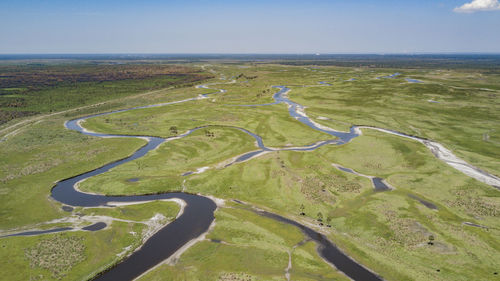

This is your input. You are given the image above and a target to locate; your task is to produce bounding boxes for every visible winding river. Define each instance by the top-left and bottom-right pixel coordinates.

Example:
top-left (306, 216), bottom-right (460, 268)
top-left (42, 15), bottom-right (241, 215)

top-left (46, 81), bottom-right (388, 281)
top-left (6, 74), bottom-right (500, 280)
top-left (39, 82), bottom-right (383, 281)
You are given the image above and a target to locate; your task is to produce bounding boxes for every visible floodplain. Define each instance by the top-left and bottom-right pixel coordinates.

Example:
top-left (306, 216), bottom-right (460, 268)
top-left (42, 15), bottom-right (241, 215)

top-left (1, 58), bottom-right (499, 281)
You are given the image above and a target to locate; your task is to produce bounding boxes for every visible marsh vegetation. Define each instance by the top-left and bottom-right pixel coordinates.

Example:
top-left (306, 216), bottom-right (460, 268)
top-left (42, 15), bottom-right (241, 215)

top-left (1, 58), bottom-right (499, 281)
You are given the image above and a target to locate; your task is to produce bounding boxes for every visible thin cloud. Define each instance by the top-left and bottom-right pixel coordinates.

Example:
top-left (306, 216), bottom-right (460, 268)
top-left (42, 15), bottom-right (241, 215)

top-left (454, 0), bottom-right (500, 13)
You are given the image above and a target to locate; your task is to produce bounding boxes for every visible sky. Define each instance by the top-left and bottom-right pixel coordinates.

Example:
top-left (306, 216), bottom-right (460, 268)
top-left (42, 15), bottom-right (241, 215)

top-left (1, 0), bottom-right (499, 54)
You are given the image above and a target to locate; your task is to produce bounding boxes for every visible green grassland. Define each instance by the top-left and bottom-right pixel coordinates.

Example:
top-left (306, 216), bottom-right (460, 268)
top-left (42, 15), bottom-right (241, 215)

top-left (78, 126), bottom-right (260, 195)
top-left (1, 223), bottom-right (140, 281)
top-left (139, 206), bottom-right (348, 281)
top-left (178, 132), bottom-right (498, 281)
top-left (288, 67), bottom-right (500, 175)
top-left (81, 76), bottom-right (333, 147)
top-left (0, 65), bottom-right (207, 280)
top-left (80, 125), bottom-right (499, 280)
top-left (1, 62), bottom-right (499, 281)
top-left (83, 100), bottom-right (332, 147)
top-left (0, 118), bottom-right (146, 228)
top-left (0, 68), bottom-right (217, 229)
top-left (1, 200), bottom-right (179, 281)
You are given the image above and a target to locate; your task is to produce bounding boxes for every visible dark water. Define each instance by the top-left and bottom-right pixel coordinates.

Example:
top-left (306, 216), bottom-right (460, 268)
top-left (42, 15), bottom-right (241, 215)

top-left (335, 165), bottom-right (393, 192)
top-left (2, 227), bottom-right (73, 237)
top-left (233, 127), bottom-right (269, 150)
top-left (234, 150), bottom-right (266, 163)
top-left (11, 77), bottom-right (494, 279)
top-left (408, 194), bottom-right (438, 210)
top-left (255, 209), bottom-right (383, 281)
top-left (337, 166), bottom-right (355, 174)
top-left (50, 140), bottom-right (217, 281)
top-left (93, 194), bottom-right (216, 281)
top-left (61, 205), bottom-right (74, 212)
top-left (272, 86), bottom-right (359, 145)
top-left (371, 178), bottom-right (391, 191)
top-left (225, 86), bottom-right (366, 148)
top-left (82, 222), bottom-right (107, 231)
top-left (50, 142), bottom-right (217, 280)
top-left (47, 83), bottom-right (382, 280)
top-left (280, 140), bottom-right (340, 151)
top-left (50, 98), bottom-right (220, 280)
top-left (127, 178), bottom-right (140, 182)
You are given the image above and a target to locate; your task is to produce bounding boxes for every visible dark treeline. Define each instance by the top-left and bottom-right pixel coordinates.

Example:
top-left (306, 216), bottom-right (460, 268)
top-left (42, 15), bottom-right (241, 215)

top-left (0, 64), bottom-right (212, 125)
top-left (1, 54), bottom-right (500, 69)
top-left (274, 54), bottom-right (500, 70)
top-left (0, 64), bottom-right (205, 89)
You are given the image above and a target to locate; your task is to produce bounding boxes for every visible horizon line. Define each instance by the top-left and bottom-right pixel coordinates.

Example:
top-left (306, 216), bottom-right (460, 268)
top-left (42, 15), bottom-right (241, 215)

top-left (1, 52), bottom-right (500, 56)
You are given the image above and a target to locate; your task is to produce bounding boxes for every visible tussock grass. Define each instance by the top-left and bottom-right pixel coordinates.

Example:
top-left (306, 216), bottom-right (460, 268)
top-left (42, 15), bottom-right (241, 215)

top-left (2, 63), bottom-right (499, 280)
top-left (25, 234), bottom-right (85, 279)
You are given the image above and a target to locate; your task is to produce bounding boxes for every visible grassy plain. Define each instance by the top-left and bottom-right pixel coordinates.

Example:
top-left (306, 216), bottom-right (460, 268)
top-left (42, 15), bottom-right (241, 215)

top-left (1, 200), bottom-right (179, 281)
top-left (290, 67), bottom-right (500, 175)
top-left (82, 91), bottom-right (332, 147)
top-left (0, 63), bottom-right (207, 280)
top-left (1, 62), bottom-right (499, 281)
top-left (78, 126), bottom-right (259, 195)
top-left (139, 206), bottom-right (349, 281)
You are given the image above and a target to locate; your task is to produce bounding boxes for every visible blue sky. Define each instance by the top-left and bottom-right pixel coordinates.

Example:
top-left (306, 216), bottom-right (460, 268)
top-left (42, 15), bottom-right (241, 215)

top-left (1, 0), bottom-right (499, 53)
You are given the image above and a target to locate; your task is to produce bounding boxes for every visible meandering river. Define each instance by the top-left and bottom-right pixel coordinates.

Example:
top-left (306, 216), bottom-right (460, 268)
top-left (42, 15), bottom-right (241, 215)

top-left (9, 76), bottom-right (500, 280)
top-left (45, 83), bottom-right (385, 280)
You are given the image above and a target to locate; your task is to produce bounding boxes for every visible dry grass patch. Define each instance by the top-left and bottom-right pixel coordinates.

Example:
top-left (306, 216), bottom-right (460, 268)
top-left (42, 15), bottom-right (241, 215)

top-left (218, 272), bottom-right (255, 281)
top-left (24, 234), bottom-right (86, 279)
top-left (382, 210), bottom-right (431, 249)
top-left (445, 188), bottom-right (499, 217)
top-left (301, 174), bottom-right (362, 202)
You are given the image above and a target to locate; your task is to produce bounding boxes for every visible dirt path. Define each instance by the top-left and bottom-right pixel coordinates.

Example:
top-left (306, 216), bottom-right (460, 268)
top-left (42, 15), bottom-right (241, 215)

top-left (0, 84), bottom-right (191, 141)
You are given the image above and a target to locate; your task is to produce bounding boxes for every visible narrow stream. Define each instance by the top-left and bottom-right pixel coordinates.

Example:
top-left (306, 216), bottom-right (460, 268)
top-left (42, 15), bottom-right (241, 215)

top-left (14, 76), bottom-right (498, 280)
top-left (251, 207), bottom-right (383, 281)
top-left (45, 83), bottom-right (385, 280)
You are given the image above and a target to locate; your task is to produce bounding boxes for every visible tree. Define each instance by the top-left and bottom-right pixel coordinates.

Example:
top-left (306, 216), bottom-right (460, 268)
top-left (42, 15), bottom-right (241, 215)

top-left (326, 216), bottom-right (332, 227)
top-left (299, 204), bottom-right (305, 215)
top-left (169, 126), bottom-right (178, 135)
top-left (428, 235), bottom-right (435, 245)
top-left (317, 212), bottom-right (323, 222)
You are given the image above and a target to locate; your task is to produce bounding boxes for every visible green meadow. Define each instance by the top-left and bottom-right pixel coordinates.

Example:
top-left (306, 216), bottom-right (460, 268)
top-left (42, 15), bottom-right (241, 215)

top-left (139, 206), bottom-right (349, 281)
top-left (0, 62), bottom-right (499, 280)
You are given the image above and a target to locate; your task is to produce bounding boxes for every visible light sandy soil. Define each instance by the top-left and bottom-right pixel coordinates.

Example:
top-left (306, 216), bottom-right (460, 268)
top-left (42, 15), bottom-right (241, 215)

top-left (357, 126), bottom-right (500, 188)
top-left (294, 99), bottom-right (500, 189)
